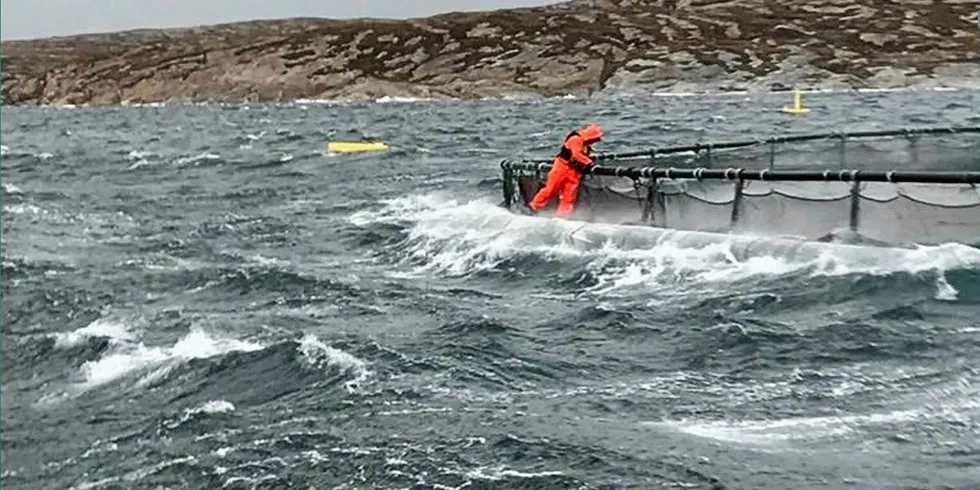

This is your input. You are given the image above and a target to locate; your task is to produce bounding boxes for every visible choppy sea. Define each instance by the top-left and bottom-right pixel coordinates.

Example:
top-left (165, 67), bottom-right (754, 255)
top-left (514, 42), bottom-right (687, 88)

top-left (3, 89), bottom-right (980, 490)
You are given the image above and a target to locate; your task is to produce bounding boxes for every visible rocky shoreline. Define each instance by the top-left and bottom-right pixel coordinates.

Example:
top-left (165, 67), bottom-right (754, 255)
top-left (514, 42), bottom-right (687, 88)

top-left (2, 0), bottom-right (978, 106)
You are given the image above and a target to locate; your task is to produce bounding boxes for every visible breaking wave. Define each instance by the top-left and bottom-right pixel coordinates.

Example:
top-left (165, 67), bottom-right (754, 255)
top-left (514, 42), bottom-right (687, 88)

top-left (347, 192), bottom-right (980, 305)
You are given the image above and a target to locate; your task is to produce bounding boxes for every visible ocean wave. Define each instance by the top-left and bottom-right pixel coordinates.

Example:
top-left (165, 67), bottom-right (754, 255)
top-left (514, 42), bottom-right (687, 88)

top-left (3, 91), bottom-right (979, 490)
top-left (347, 192), bottom-right (980, 302)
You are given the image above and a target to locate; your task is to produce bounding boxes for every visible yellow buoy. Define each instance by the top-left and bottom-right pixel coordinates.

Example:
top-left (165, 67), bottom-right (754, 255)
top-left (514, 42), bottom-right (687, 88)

top-left (326, 141), bottom-right (389, 153)
top-left (782, 89), bottom-right (810, 114)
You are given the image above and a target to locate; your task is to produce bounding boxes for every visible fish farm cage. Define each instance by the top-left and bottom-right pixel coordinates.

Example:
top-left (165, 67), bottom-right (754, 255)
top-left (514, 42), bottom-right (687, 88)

top-left (500, 125), bottom-right (980, 246)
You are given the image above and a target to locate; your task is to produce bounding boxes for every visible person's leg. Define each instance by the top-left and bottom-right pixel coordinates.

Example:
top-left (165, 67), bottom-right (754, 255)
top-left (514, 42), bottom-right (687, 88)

top-left (529, 163), bottom-right (566, 211)
top-left (555, 171), bottom-right (582, 218)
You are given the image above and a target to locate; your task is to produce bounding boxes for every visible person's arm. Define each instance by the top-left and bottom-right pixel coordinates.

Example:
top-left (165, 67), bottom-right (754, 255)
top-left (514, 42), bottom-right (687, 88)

top-left (565, 135), bottom-right (594, 167)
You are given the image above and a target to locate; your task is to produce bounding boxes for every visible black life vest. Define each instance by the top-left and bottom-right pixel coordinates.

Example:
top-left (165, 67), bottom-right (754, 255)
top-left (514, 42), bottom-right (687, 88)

top-left (556, 131), bottom-right (591, 172)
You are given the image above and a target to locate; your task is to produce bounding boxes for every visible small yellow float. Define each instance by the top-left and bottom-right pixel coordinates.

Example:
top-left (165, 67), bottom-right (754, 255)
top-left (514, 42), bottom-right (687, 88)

top-left (326, 141), bottom-right (389, 153)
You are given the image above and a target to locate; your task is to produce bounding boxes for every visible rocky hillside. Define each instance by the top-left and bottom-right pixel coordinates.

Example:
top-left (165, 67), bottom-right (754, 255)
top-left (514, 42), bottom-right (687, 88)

top-left (2, 0), bottom-right (978, 105)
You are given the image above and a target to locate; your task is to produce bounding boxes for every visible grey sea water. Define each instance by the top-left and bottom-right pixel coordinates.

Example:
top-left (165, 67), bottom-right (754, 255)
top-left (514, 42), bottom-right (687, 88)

top-left (2, 89), bottom-right (980, 490)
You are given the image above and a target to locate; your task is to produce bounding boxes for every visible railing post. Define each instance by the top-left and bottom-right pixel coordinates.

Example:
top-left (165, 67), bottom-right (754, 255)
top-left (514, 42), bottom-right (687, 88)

top-left (730, 179), bottom-right (745, 228)
top-left (652, 180), bottom-right (666, 227)
top-left (641, 180), bottom-right (656, 225)
top-left (500, 160), bottom-right (514, 208)
top-left (838, 133), bottom-right (847, 169)
top-left (769, 137), bottom-right (776, 171)
top-left (849, 180), bottom-right (861, 232)
top-left (906, 131), bottom-right (920, 169)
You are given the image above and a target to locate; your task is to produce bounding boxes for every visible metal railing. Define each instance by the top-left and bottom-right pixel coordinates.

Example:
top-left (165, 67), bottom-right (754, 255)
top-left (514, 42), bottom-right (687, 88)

top-left (515, 125), bottom-right (980, 171)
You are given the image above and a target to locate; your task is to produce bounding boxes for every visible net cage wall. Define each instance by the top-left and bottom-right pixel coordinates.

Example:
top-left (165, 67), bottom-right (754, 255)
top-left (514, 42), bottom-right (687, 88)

top-left (501, 126), bottom-right (980, 246)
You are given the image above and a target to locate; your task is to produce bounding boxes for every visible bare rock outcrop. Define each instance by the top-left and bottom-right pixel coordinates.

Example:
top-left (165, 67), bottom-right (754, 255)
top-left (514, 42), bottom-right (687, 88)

top-left (2, 0), bottom-right (978, 105)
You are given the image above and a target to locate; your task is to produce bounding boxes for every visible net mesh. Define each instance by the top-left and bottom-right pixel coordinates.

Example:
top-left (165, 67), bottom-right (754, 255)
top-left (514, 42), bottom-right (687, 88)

top-left (508, 128), bottom-right (980, 247)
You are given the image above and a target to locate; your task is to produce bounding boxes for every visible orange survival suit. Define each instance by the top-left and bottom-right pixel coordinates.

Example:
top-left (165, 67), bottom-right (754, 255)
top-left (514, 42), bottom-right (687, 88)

top-left (528, 124), bottom-right (604, 218)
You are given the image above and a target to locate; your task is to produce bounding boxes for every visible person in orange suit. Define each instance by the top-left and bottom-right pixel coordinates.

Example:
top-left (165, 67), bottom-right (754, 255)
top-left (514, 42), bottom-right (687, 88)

top-left (528, 124), bottom-right (604, 218)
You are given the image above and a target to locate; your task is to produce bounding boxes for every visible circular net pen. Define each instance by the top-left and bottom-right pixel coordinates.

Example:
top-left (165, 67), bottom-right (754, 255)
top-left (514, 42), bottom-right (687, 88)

top-left (501, 126), bottom-right (980, 247)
